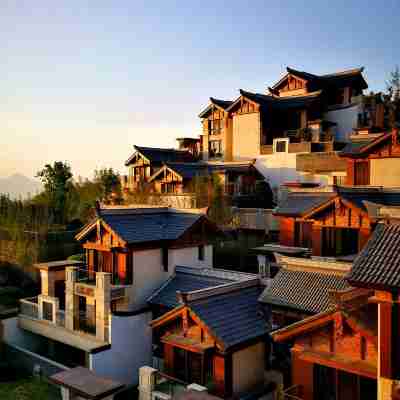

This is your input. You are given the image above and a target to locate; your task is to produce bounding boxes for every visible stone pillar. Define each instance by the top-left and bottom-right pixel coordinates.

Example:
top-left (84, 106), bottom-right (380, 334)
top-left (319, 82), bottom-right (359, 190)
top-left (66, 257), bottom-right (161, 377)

top-left (138, 366), bottom-right (157, 400)
top-left (257, 255), bottom-right (270, 280)
top-left (40, 270), bottom-right (49, 296)
top-left (95, 272), bottom-right (111, 342)
top-left (65, 267), bottom-right (78, 331)
top-left (86, 296), bottom-right (96, 329)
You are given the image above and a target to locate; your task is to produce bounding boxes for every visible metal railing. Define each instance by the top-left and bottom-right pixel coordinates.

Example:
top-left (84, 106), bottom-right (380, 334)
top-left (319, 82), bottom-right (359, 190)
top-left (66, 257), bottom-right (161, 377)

top-left (76, 267), bottom-right (97, 285)
top-left (19, 297), bottom-right (39, 319)
top-left (282, 385), bottom-right (303, 400)
top-left (154, 372), bottom-right (187, 398)
top-left (74, 311), bottom-right (96, 335)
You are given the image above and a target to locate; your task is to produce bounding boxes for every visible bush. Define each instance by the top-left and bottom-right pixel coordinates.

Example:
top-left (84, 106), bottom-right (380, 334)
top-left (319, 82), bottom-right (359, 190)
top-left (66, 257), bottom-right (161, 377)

top-left (67, 253), bottom-right (85, 262)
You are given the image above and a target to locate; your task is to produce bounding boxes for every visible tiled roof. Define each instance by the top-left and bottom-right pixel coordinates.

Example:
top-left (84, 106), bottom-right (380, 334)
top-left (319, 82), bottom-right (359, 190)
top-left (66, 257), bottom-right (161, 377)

top-left (273, 67), bottom-right (367, 90)
top-left (259, 268), bottom-right (350, 314)
top-left (347, 223), bottom-right (400, 290)
top-left (238, 89), bottom-right (321, 110)
top-left (99, 208), bottom-right (202, 244)
top-left (147, 271), bottom-right (233, 308)
top-left (162, 161), bottom-right (255, 180)
top-left (190, 285), bottom-right (267, 349)
top-left (338, 187), bottom-right (400, 212)
top-left (340, 133), bottom-right (390, 156)
top-left (210, 97), bottom-right (233, 110)
top-left (125, 145), bottom-right (195, 166)
top-left (274, 192), bottom-right (336, 217)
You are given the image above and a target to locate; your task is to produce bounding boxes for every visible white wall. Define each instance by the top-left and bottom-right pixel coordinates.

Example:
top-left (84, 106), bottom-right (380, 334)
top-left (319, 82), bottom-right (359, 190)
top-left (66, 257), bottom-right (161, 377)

top-left (2, 317), bottom-right (46, 352)
top-left (131, 245), bottom-right (213, 308)
top-left (370, 158), bottom-right (400, 187)
top-left (169, 245), bottom-right (213, 269)
top-left (232, 342), bottom-right (265, 395)
top-left (324, 103), bottom-right (361, 142)
top-left (132, 249), bottom-right (167, 308)
top-left (233, 113), bottom-right (260, 160)
top-left (90, 311), bottom-right (153, 384)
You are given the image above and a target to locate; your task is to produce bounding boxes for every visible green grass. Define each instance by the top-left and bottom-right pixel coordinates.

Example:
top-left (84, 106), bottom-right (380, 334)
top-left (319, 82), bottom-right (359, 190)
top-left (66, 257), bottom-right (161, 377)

top-left (0, 377), bottom-right (61, 400)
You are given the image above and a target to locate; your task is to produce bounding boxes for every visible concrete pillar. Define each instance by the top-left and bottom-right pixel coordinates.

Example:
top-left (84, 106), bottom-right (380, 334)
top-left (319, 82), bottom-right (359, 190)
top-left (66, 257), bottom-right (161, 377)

top-left (86, 296), bottom-right (96, 329)
top-left (138, 366), bottom-right (157, 400)
top-left (40, 270), bottom-right (49, 296)
top-left (65, 267), bottom-right (78, 331)
top-left (95, 272), bottom-right (111, 342)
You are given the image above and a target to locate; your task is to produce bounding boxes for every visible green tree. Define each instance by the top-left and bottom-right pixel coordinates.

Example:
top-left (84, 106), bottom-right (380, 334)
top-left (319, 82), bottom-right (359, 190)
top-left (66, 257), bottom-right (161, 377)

top-left (36, 161), bottom-right (73, 224)
top-left (94, 168), bottom-right (122, 204)
top-left (385, 67), bottom-right (400, 129)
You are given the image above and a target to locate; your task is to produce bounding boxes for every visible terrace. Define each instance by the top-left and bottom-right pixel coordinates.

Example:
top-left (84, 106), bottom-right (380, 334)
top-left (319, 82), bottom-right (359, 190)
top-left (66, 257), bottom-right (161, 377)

top-left (18, 262), bottom-right (129, 351)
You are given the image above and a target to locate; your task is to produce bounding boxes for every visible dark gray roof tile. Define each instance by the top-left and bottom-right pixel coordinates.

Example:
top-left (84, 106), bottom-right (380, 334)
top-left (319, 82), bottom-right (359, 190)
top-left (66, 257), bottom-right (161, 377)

top-left (190, 286), bottom-right (267, 349)
top-left (347, 223), bottom-right (400, 290)
top-left (259, 268), bottom-right (350, 314)
top-left (274, 192), bottom-right (336, 217)
top-left (100, 210), bottom-right (202, 244)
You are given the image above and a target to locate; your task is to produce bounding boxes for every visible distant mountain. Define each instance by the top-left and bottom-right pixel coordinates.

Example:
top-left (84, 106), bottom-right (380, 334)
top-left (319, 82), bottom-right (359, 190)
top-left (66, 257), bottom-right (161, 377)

top-left (0, 174), bottom-right (42, 199)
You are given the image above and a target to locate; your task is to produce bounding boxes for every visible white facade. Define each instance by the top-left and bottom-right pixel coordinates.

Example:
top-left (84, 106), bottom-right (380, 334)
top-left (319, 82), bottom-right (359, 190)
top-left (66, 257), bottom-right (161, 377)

top-left (131, 245), bottom-right (213, 308)
top-left (324, 103), bottom-right (361, 142)
top-left (233, 113), bottom-right (261, 160)
top-left (90, 312), bottom-right (153, 384)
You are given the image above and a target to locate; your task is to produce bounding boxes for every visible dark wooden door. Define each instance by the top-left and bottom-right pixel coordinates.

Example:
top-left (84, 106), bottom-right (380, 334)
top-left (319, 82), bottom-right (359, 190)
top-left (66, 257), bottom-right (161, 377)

top-left (188, 352), bottom-right (202, 384)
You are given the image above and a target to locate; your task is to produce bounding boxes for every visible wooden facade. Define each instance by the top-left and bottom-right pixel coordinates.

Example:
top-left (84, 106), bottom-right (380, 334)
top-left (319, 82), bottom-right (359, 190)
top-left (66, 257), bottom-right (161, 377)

top-left (151, 305), bottom-right (267, 398)
top-left (278, 197), bottom-right (372, 257)
top-left (343, 131), bottom-right (400, 186)
top-left (273, 290), bottom-right (377, 400)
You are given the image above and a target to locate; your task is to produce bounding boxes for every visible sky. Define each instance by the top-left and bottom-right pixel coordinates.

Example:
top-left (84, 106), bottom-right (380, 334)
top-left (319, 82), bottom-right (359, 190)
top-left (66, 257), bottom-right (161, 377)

top-left (1, 0), bottom-right (400, 180)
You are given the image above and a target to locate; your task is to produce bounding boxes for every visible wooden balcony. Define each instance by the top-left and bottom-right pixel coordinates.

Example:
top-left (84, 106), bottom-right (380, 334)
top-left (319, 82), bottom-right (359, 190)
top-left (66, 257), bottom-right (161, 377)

top-left (296, 151), bottom-right (347, 173)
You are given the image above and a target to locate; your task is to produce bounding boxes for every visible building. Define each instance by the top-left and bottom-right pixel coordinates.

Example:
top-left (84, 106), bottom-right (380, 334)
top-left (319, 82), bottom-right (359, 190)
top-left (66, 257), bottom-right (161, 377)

top-left (258, 254), bottom-right (351, 329)
top-left (270, 209), bottom-right (400, 400)
top-left (340, 129), bottom-right (400, 186)
top-left (149, 280), bottom-right (269, 398)
top-left (296, 93), bottom-right (387, 186)
top-left (346, 221), bottom-right (400, 399)
top-left (271, 288), bottom-right (377, 400)
top-left (200, 67), bottom-right (369, 189)
top-left (122, 145), bottom-right (197, 192)
top-left (3, 206), bottom-right (220, 385)
top-left (147, 161), bottom-right (262, 197)
top-left (273, 186), bottom-right (400, 257)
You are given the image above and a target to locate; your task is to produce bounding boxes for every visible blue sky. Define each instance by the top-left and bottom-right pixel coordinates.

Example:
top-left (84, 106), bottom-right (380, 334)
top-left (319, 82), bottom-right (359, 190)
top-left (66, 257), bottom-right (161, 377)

top-left (1, 0), bottom-right (399, 179)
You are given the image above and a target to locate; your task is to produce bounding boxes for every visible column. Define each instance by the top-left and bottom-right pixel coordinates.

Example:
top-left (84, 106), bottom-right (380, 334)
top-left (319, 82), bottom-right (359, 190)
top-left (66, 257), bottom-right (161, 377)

top-left (95, 272), bottom-right (111, 341)
top-left (138, 366), bottom-right (157, 400)
top-left (65, 267), bottom-right (78, 331)
top-left (292, 349), bottom-right (313, 400)
top-left (311, 225), bottom-right (323, 256)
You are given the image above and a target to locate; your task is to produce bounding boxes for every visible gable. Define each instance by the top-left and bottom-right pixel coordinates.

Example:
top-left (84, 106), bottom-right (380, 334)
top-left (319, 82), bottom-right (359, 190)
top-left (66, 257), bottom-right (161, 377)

top-left (148, 165), bottom-right (184, 183)
top-left (302, 198), bottom-right (369, 228)
top-left (151, 306), bottom-right (221, 350)
top-left (228, 96), bottom-right (260, 115)
top-left (76, 219), bottom-right (126, 249)
top-left (125, 150), bottom-right (150, 167)
top-left (273, 73), bottom-right (309, 96)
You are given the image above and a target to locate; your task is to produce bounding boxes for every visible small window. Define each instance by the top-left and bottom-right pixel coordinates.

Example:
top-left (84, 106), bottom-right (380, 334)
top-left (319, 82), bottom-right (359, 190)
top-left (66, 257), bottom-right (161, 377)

top-left (162, 247), bottom-right (168, 272)
top-left (274, 139), bottom-right (288, 153)
top-left (198, 245), bottom-right (205, 261)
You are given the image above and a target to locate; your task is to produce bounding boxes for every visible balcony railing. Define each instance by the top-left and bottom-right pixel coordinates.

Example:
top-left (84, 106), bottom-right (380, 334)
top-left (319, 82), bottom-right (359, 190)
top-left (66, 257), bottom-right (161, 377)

top-left (154, 372), bottom-right (187, 398)
top-left (20, 297), bottom-right (39, 319)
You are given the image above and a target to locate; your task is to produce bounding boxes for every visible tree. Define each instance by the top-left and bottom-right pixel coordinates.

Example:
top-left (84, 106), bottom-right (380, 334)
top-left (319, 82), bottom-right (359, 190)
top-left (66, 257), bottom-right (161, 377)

top-left (36, 161), bottom-right (73, 224)
top-left (94, 168), bottom-right (122, 204)
top-left (385, 67), bottom-right (400, 129)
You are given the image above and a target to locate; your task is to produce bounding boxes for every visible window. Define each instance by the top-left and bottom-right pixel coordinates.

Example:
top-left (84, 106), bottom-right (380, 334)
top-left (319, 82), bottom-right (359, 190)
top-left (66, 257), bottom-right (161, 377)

top-left (209, 118), bottom-right (223, 135)
top-left (198, 245), bottom-right (205, 261)
top-left (209, 140), bottom-right (223, 158)
top-left (162, 247), bottom-right (168, 272)
top-left (273, 138), bottom-right (288, 153)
